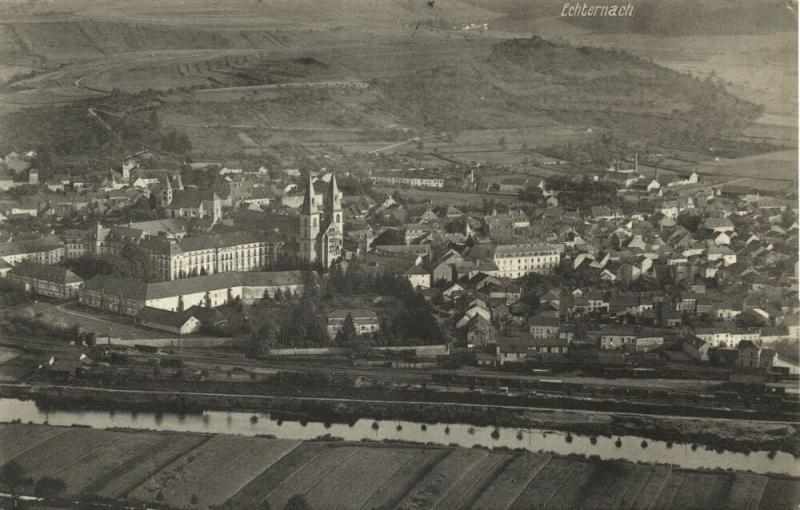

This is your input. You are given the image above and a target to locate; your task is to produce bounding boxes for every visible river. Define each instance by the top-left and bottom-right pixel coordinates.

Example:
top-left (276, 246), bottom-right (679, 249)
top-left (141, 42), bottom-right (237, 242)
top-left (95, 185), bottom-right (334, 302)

top-left (0, 397), bottom-right (796, 476)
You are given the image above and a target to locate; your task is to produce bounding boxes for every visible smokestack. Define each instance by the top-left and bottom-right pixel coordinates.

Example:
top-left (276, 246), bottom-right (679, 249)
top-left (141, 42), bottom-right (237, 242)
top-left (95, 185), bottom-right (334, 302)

top-left (655, 161), bottom-right (659, 183)
top-left (634, 152), bottom-right (639, 174)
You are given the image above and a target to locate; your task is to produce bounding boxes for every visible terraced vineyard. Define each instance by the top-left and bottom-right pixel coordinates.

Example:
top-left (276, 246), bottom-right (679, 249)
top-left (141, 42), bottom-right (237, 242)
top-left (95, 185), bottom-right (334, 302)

top-left (0, 423), bottom-right (797, 510)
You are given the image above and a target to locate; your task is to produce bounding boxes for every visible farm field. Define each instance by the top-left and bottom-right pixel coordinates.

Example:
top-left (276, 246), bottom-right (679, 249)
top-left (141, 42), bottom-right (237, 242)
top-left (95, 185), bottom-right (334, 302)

top-left (128, 434), bottom-right (300, 509)
top-left (396, 448), bottom-right (491, 509)
top-left (0, 424), bottom-right (797, 510)
top-left (0, 425), bottom-right (175, 493)
top-left (699, 150), bottom-right (798, 182)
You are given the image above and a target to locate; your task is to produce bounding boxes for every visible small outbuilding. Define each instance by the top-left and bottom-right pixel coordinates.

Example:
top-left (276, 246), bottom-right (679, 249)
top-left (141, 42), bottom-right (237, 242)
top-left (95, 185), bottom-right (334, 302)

top-left (135, 306), bottom-right (202, 335)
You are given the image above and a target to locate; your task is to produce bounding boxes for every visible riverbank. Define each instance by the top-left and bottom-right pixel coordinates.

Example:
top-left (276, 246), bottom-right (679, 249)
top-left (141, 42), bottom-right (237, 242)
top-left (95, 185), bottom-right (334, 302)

top-left (26, 372), bottom-right (800, 422)
top-left (3, 383), bottom-right (799, 456)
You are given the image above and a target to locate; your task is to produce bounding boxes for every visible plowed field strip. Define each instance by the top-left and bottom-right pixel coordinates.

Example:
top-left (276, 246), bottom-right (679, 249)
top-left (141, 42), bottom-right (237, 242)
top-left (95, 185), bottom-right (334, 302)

top-left (439, 452), bottom-right (513, 510)
top-left (359, 448), bottom-right (450, 510)
top-left (224, 442), bottom-right (329, 508)
top-left (0, 424), bottom-right (71, 465)
top-left (483, 454), bottom-right (553, 510)
top-left (91, 433), bottom-right (212, 497)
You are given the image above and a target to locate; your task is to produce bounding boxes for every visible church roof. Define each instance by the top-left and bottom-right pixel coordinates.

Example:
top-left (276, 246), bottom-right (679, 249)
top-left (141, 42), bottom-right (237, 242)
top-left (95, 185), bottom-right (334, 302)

top-left (168, 190), bottom-right (218, 209)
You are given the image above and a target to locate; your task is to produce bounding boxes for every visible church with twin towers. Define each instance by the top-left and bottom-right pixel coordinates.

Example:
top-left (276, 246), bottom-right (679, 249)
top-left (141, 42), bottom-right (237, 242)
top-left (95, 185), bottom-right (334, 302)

top-left (299, 173), bottom-right (344, 269)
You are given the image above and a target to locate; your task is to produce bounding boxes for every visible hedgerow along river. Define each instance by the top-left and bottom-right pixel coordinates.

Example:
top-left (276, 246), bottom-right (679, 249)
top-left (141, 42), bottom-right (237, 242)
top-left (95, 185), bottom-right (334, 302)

top-left (0, 397), bottom-right (795, 475)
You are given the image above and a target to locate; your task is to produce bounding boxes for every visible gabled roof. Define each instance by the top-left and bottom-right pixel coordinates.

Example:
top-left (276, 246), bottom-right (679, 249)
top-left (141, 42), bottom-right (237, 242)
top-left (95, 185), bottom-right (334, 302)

top-left (141, 231), bottom-right (264, 254)
top-left (683, 335), bottom-right (707, 349)
top-left (328, 308), bottom-right (379, 320)
top-left (168, 190), bottom-right (218, 209)
top-left (136, 306), bottom-right (198, 328)
top-left (85, 271), bottom-right (311, 301)
top-left (403, 264), bottom-right (428, 276)
top-left (529, 316), bottom-right (560, 327)
top-left (497, 333), bottom-right (568, 350)
top-left (84, 274), bottom-right (149, 300)
top-left (0, 239), bottom-right (63, 257)
top-left (467, 314), bottom-right (493, 331)
top-left (8, 261), bottom-right (82, 284)
top-left (703, 217), bottom-right (734, 229)
top-left (737, 340), bottom-right (760, 351)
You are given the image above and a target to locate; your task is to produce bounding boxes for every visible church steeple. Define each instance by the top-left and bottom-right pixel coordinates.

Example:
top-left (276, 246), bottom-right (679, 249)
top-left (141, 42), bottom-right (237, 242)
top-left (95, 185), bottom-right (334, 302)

top-left (299, 174), bottom-right (320, 265)
top-left (301, 174), bottom-right (319, 215)
top-left (328, 174), bottom-right (341, 209)
top-left (162, 174), bottom-right (173, 205)
top-left (327, 173), bottom-right (343, 234)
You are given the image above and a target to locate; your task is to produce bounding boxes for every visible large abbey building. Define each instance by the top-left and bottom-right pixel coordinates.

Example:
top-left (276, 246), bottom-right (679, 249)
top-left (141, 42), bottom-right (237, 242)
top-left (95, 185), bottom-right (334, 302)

top-left (299, 174), bottom-right (343, 268)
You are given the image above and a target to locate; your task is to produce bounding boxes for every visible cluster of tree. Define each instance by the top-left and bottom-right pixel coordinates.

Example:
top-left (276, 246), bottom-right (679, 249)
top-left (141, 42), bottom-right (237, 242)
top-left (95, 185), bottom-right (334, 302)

top-left (0, 91), bottom-right (194, 175)
top-left (251, 264), bottom-right (444, 352)
top-left (334, 313), bottom-right (359, 347)
top-left (0, 460), bottom-right (66, 497)
top-left (280, 275), bottom-right (328, 347)
top-left (677, 209), bottom-right (703, 233)
top-left (251, 274), bottom-right (328, 351)
top-left (377, 281), bottom-right (444, 346)
top-left (63, 243), bottom-right (158, 282)
top-left (325, 261), bottom-right (400, 296)
top-left (6, 184), bottom-right (40, 199)
top-left (519, 283), bottom-right (541, 313)
top-left (179, 164), bottom-right (229, 196)
top-left (770, 337), bottom-right (800, 364)
top-left (470, 197), bottom-right (509, 216)
top-left (4, 214), bottom-right (54, 238)
top-left (34, 476), bottom-right (68, 497)
top-left (0, 279), bottom-right (31, 308)
top-left (735, 310), bottom-right (769, 329)
top-left (0, 461), bottom-right (32, 491)
top-left (519, 175), bottom-right (619, 210)
top-left (535, 139), bottom-right (620, 168)
top-left (0, 314), bottom-right (95, 345)
top-left (328, 262), bottom-right (444, 346)
top-left (161, 129), bottom-right (192, 154)
top-left (335, 174), bottom-right (371, 196)
top-left (47, 209), bottom-right (104, 232)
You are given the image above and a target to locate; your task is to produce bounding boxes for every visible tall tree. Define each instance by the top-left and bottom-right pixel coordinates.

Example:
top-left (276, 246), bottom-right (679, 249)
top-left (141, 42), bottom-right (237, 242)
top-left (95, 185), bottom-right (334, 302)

top-left (0, 461), bottom-right (29, 490)
top-left (335, 313), bottom-right (358, 346)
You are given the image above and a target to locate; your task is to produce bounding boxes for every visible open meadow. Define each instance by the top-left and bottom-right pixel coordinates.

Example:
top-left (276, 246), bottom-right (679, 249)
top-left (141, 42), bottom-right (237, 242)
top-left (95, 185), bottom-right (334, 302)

top-left (0, 424), bottom-right (797, 509)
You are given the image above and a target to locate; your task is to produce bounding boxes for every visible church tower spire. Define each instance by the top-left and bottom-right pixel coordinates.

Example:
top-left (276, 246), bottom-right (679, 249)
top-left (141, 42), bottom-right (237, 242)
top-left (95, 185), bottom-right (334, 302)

top-left (162, 174), bottom-right (173, 205)
top-left (299, 174), bottom-right (320, 264)
top-left (327, 173), bottom-right (343, 235)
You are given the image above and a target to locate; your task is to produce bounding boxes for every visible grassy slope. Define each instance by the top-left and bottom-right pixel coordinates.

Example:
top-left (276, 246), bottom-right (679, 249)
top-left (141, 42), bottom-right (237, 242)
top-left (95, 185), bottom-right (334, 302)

top-left (0, 8), bottom-right (769, 163)
top-left (373, 36), bottom-right (761, 141)
top-left (0, 34), bottom-right (761, 161)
